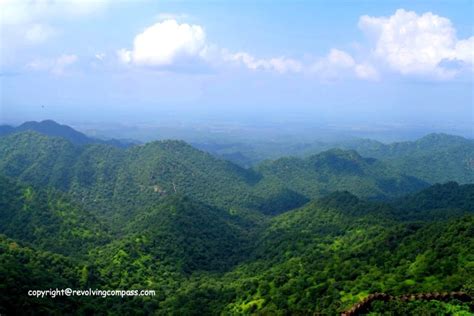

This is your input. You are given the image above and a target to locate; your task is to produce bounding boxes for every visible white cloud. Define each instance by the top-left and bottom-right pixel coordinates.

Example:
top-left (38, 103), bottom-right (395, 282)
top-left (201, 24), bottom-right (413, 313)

top-left (26, 54), bottom-right (78, 75)
top-left (454, 37), bottom-right (474, 66)
top-left (118, 19), bottom-right (207, 67)
top-left (226, 52), bottom-right (302, 74)
top-left (119, 19), bottom-right (303, 74)
top-left (311, 49), bottom-right (378, 81)
top-left (327, 49), bottom-right (356, 68)
top-left (359, 9), bottom-right (474, 78)
top-left (117, 49), bottom-right (132, 64)
top-left (354, 63), bottom-right (379, 80)
top-left (116, 8), bottom-right (471, 80)
top-left (118, 19), bottom-right (381, 79)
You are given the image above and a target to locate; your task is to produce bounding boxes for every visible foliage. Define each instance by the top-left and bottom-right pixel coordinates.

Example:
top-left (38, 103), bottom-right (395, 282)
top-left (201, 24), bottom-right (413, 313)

top-left (255, 149), bottom-right (428, 200)
top-left (0, 128), bottom-right (473, 314)
top-left (0, 176), bottom-right (110, 256)
top-left (0, 131), bottom-right (428, 225)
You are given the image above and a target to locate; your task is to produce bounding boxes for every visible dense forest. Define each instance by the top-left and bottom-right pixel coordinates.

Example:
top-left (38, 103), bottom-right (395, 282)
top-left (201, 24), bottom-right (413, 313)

top-left (195, 133), bottom-right (474, 185)
top-left (0, 121), bottom-right (472, 315)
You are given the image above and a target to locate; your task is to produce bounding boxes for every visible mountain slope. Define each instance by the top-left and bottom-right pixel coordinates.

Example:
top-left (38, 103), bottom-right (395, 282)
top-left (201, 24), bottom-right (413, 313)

top-left (0, 120), bottom-right (135, 148)
top-left (0, 180), bottom-right (472, 315)
top-left (391, 182), bottom-right (474, 221)
top-left (0, 131), bottom-right (431, 223)
top-left (0, 176), bottom-right (110, 256)
top-left (255, 148), bottom-right (428, 200)
top-left (0, 131), bottom-right (267, 223)
top-left (93, 195), bottom-right (249, 277)
top-left (345, 133), bottom-right (474, 184)
top-left (0, 235), bottom-right (81, 314)
top-left (215, 193), bottom-right (474, 314)
top-left (196, 133), bottom-right (474, 185)
top-left (16, 120), bottom-right (93, 145)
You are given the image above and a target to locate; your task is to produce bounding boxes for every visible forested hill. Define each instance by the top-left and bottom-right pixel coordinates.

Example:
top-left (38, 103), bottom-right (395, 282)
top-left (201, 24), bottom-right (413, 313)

top-left (255, 148), bottom-right (428, 200)
top-left (0, 120), bottom-right (135, 148)
top-left (344, 133), bottom-right (474, 184)
top-left (0, 131), bottom-right (266, 223)
top-left (0, 121), bottom-right (472, 314)
top-left (391, 182), bottom-right (474, 221)
top-left (0, 130), bottom-right (428, 224)
top-left (0, 180), bottom-right (472, 314)
top-left (0, 176), bottom-right (110, 256)
top-left (196, 133), bottom-right (474, 185)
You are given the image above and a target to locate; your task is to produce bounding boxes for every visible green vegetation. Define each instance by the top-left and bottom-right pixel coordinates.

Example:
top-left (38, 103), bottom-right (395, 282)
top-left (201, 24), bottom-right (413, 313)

top-left (0, 235), bottom-right (81, 314)
top-left (368, 299), bottom-right (472, 315)
top-left (0, 120), bottom-right (135, 147)
top-left (196, 133), bottom-right (474, 185)
top-left (0, 131), bottom-right (431, 224)
top-left (0, 126), bottom-right (472, 314)
top-left (0, 176), bottom-right (110, 256)
top-left (255, 149), bottom-right (428, 200)
top-left (348, 133), bottom-right (474, 185)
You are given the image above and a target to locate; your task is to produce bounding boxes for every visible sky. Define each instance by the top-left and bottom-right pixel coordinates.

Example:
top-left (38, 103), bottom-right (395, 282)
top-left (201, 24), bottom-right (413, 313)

top-left (0, 0), bottom-right (473, 137)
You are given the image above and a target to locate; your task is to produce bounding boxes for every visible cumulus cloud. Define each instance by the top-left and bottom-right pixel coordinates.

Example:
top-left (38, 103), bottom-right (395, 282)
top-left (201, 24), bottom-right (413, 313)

top-left (118, 19), bottom-right (207, 67)
top-left (225, 52), bottom-right (303, 74)
top-left (118, 19), bottom-right (304, 74)
top-left (359, 9), bottom-right (474, 78)
top-left (116, 9), bottom-right (472, 81)
top-left (311, 49), bottom-right (378, 81)
top-left (26, 54), bottom-right (78, 75)
top-left (118, 18), bottom-right (380, 80)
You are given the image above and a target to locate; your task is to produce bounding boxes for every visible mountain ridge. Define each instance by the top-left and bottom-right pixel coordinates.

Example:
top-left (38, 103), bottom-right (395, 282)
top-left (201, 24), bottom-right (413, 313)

top-left (0, 120), bottom-right (136, 148)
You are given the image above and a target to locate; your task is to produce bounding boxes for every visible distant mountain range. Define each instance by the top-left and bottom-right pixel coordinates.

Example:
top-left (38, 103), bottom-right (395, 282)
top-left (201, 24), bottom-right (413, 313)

top-left (0, 120), bottom-right (137, 148)
top-left (0, 128), bottom-right (433, 225)
top-left (341, 133), bottom-right (474, 184)
top-left (196, 133), bottom-right (474, 184)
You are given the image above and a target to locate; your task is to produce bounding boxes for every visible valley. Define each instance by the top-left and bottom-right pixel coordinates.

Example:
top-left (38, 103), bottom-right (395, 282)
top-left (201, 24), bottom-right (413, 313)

top-left (0, 121), bottom-right (472, 314)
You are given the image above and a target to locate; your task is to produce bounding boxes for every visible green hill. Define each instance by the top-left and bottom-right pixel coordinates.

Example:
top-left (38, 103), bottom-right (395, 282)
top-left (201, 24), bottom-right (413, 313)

top-left (0, 132), bottom-right (266, 224)
top-left (0, 120), bottom-right (135, 148)
top-left (196, 133), bottom-right (474, 185)
top-left (0, 176), bottom-right (110, 256)
top-left (0, 177), bottom-right (472, 314)
top-left (0, 131), bottom-right (428, 223)
top-left (123, 195), bottom-right (249, 273)
top-left (0, 124), bottom-right (473, 314)
top-left (346, 133), bottom-right (474, 184)
top-left (0, 235), bottom-right (81, 314)
top-left (255, 148), bottom-right (428, 200)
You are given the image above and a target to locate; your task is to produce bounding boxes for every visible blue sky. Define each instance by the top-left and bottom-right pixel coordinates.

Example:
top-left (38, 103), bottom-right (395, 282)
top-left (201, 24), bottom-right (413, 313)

top-left (0, 0), bottom-right (473, 135)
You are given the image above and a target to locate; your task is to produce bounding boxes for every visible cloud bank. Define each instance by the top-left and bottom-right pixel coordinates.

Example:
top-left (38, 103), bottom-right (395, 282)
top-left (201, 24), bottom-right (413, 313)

top-left (3, 3), bottom-right (471, 82)
top-left (359, 9), bottom-right (474, 78)
top-left (118, 8), bottom-right (472, 81)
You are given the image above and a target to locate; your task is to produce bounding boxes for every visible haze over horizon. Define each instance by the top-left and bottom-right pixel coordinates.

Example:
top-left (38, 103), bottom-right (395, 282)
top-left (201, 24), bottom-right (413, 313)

top-left (1, 0), bottom-right (473, 139)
